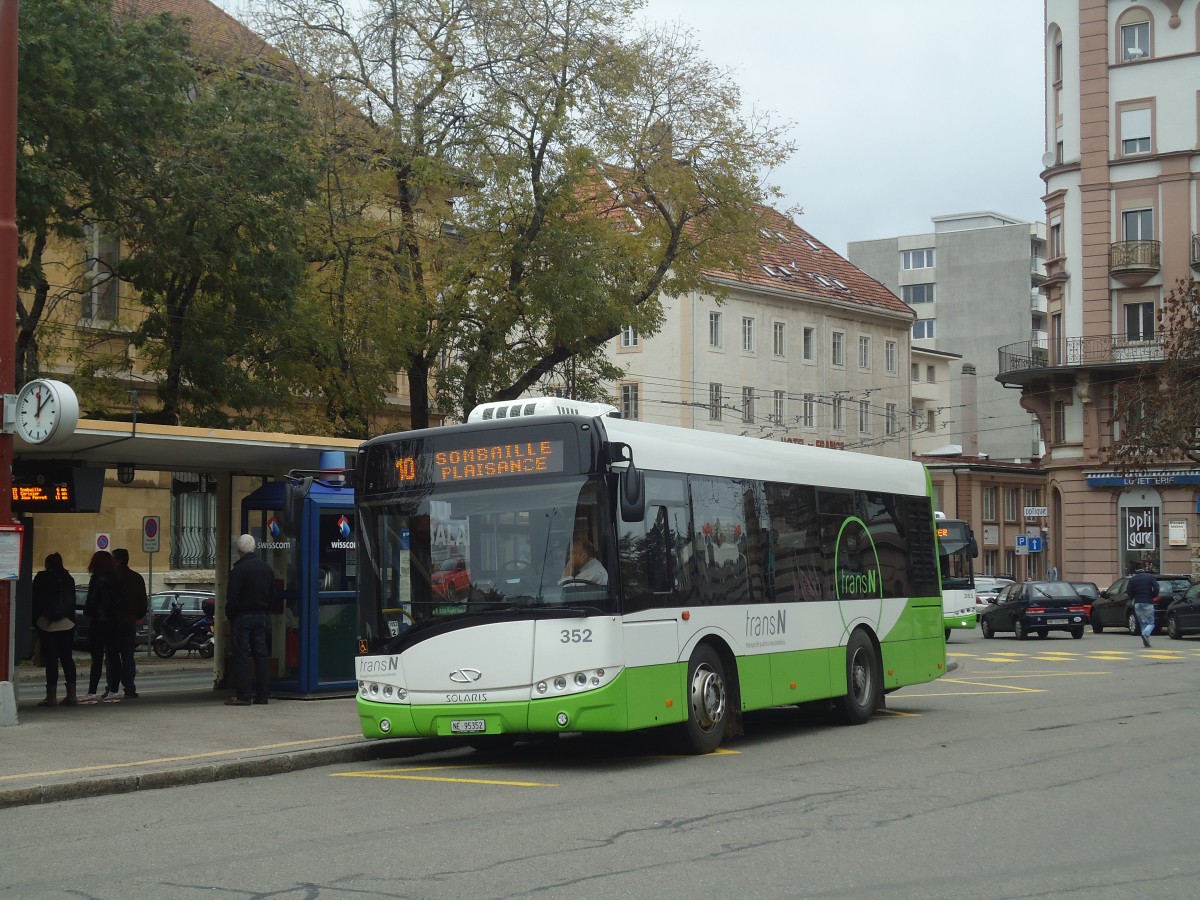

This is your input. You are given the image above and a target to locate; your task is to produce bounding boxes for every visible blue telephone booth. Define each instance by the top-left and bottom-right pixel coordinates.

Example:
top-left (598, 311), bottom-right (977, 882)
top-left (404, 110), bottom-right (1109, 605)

top-left (239, 469), bottom-right (356, 696)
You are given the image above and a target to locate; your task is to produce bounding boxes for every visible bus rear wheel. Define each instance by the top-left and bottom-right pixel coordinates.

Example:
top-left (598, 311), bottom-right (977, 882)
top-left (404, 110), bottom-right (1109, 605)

top-left (678, 645), bottom-right (729, 754)
top-left (834, 630), bottom-right (880, 726)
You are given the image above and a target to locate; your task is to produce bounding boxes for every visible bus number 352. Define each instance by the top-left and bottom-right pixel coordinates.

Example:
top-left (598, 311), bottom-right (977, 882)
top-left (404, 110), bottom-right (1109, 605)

top-left (561, 629), bottom-right (593, 643)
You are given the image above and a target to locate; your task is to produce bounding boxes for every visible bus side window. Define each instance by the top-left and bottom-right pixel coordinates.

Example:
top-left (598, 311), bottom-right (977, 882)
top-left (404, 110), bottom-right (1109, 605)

top-left (646, 505), bottom-right (672, 593)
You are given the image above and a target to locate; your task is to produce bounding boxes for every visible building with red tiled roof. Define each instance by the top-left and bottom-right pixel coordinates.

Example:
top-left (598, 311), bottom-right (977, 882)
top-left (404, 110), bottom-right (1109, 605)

top-left (599, 206), bottom-right (932, 460)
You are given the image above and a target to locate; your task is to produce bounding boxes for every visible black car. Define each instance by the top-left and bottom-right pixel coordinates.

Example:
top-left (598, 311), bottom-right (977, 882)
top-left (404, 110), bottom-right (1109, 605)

top-left (74, 585), bottom-right (153, 649)
top-left (1166, 581), bottom-right (1200, 639)
top-left (1091, 574), bottom-right (1193, 635)
top-left (979, 581), bottom-right (1089, 640)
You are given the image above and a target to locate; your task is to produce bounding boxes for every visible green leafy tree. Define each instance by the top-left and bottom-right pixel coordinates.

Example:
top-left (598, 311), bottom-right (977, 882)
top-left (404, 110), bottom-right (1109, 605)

top-left (15, 0), bottom-right (191, 388)
top-left (111, 71), bottom-right (317, 426)
top-left (1109, 277), bottom-right (1200, 469)
top-left (258, 0), bottom-right (794, 428)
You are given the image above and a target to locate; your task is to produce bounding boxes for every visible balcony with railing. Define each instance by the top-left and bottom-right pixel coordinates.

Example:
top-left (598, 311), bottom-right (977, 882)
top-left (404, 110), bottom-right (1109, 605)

top-left (1109, 240), bottom-right (1161, 286)
top-left (998, 332), bottom-right (1167, 383)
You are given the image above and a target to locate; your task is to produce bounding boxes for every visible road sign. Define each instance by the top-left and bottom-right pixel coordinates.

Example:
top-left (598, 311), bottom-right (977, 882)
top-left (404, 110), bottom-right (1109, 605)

top-left (95, 533), bottom-right (110, 552)
top-left (143, 515), bottom-right (161, 554)
top-left (1028, 537), bottom-right (1043, 553)
top-left (1015, 534), bottom-right (1028, 556)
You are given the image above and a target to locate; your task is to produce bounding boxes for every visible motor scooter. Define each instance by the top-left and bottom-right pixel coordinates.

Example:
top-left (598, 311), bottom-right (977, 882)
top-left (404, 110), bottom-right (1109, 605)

top-left (152, 601), bottom-right (215, 658)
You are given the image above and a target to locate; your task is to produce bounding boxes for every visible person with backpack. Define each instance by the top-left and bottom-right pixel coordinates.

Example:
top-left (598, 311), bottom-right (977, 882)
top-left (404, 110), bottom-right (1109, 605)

top-left (80, 550), bottom-right (125, 703)
top-left (31, 552), bottom-right (78, 707)
top-left (112, 548), bottom-right (147, 699)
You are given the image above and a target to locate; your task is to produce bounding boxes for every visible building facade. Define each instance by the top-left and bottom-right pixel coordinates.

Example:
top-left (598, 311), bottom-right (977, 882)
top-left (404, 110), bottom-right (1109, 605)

top-left (600, 207), bottom-right (925, 460)
top-left (848, 212), bottom-right (1047, 463)
top-left (998, 1), bottom-right (1200, 583)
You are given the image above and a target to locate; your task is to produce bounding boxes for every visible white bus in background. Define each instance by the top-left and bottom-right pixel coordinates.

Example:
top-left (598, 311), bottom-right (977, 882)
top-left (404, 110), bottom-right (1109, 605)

top-left (936, 512), bottom-right (978, 639)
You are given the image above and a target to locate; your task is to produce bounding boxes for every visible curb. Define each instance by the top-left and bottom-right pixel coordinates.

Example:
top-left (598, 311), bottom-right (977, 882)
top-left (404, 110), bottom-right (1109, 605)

top-left (0, 737), bottom-right (456, 810)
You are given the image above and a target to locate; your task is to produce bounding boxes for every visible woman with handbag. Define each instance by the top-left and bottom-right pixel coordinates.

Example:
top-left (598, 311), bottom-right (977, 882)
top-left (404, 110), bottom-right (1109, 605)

top-left (31, 552), bottom-right (78, 707)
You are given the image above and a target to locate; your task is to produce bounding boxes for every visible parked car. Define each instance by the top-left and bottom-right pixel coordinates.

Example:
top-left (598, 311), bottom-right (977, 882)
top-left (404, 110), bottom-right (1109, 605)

top-left (1068, 581), bottom-right (1100, 619)
top-left (979, 580), bottom-right (1089, 640)
top-left (974, 576), bottom-right (1014, 620)
top-left (74, 585), bottom-right (153, 649)
top-left (431, 557), bottom-right (472, 601)
top-left (1166, 581), bottom-right (1200, 639)
top-left (1091, 574), bottom-right (1193, 635)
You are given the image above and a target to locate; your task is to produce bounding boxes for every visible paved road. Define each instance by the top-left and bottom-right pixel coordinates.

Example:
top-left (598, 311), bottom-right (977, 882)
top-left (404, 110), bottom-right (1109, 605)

top-left (5, 627), bottom-right (1198, 899)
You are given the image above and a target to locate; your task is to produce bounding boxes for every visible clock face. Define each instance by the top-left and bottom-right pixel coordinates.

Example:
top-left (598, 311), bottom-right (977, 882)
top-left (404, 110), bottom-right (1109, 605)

top-left (16, 380), bottom-right (79, 445)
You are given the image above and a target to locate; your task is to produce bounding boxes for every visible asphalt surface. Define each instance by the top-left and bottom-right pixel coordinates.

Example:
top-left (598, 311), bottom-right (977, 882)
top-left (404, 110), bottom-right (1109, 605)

top-left (0, 654), bottom-right (437, 809)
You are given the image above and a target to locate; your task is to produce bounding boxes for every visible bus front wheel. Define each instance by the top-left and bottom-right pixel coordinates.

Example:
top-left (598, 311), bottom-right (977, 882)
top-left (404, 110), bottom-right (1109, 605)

top-left (678, 645), bottom-right (729, 754)
top-left (835, 630), bottom-right (881, 726)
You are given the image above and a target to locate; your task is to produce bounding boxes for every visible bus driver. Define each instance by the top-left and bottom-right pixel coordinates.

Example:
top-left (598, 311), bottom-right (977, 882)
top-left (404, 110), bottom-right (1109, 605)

top-left (560, 536), bottom-right (609, 585)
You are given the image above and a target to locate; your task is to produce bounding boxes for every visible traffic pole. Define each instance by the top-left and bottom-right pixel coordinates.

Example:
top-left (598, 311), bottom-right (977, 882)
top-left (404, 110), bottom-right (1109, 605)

top-left (1, 0), bottom-right (21, 692)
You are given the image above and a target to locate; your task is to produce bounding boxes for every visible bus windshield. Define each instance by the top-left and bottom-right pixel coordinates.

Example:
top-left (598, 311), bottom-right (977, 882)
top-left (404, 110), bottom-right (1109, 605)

top-left (937, 520), bottom-right (975, 589)
top-left (357, 475), bottom-right (616, 647)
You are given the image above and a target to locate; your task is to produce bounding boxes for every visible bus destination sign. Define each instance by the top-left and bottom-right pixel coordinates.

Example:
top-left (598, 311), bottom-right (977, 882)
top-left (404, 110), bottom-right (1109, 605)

top-left (396, 439), bottom-right (565, 484)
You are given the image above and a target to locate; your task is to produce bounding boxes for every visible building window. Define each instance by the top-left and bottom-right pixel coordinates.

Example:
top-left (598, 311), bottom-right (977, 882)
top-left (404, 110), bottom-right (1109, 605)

top-left (1023, 489), bottom-right (1041, 513)
top-left (912, 319), bottom-right (935, 340)
top-left (801, 394), bottom-right (815, 428)
top-left (1053, 40), bottom-right (1063, 83)
top-left (926, 365), bottom-right (935, 383)
top-left (1123, 208), bottom-right (1154, 241)
top-left (858, 400), bottom-right (870, 434)
top-left (984, 549), bottom-right (999, 575)
top-left (741, 316), bottom-right (755, 352)
top-left (83, 223), bottom-right (120, 323)
top-left (709, 383), bottom-right (722, 420)
top-left (742, 387), bottom-right (755, 424)
top-left (170, 474), bottom-right (217, 569)
top-left (1053, 400), bottom-right (1066, 444)
top-left (927, 409), bottom-right (936, 431)
top-left (1055, 124), bottom-right (1064, 165)
top-left (858, 336), bottom-right (871, 370)
top-left (901, 283), bottom-right (935, 304)
top-left (802, 326), bottom-right (815, 361)
top-left (709, 311), bottom-right (722, 348)
top-left (1125, 301), bottom-right (1155, 342)
top-left (772, 322), bottom-right (786, 358)
top-left (832, 397), bottom-right (844, 432)
top-left (885, 340), bottom-right (897, 374)
top-left (983, 486), bottom-right (997, 521)
top-left (901, 248), bottom-right (935, 269)
top-left (1004, 488), bottom-right (1019, 523)
top-left (773, 390), bottom-right (785, 424)
top-left (1119, 106), bottom-right (1152, 156)
top-left (1120, 20), bottom-right (1150, 61)
top-left (620, 326), bottom-right (639, 348)
top-left (1004, 550), bottom-right (1017, 577)
top-left (1050, 218), bottom-right (1063, 259)
top-left (911, 362), bottom-right (920, 381)
top-left (620, 383), bottom-right (640, 420)
top-left (885, 403), bottom-right (897, 435)
top-left (831, 331), bottom-right (844, 366)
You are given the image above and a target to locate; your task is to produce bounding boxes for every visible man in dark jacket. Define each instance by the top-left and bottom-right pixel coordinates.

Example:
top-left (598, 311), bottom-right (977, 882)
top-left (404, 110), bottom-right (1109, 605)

top-left (1127, 564), bottom-right (1158, 648)
top-left (112, 548), bottom-right (147, 699)
top-left (224, 534), bottom-right (276, 705)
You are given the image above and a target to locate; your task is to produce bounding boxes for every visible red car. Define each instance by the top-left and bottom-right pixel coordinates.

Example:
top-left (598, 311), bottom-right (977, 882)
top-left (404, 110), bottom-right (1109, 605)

top-left (431, 557), bottom-right (472, 600)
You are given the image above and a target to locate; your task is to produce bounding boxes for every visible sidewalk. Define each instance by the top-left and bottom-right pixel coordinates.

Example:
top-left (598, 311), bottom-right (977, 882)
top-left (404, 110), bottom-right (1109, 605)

top-left (0, 656), bottom-right (441, 809)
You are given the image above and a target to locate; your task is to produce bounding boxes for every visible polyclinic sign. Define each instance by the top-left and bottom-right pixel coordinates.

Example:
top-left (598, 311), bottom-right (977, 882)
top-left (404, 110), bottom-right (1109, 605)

top-left (1125, 507), bottom-right (1157, 552)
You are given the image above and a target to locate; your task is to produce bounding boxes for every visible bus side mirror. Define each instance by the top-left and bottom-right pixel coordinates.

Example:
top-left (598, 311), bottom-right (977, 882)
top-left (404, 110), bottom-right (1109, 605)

top-left (620, 462), bottom-right (645, 522)
top-left (969, 538), bottom-right (979, 558)
top-left (281, 475), bottom-right (312, 536)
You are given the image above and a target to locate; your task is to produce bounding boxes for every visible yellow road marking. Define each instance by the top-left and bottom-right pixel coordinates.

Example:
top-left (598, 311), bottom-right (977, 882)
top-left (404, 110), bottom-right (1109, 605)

top-left (333, 772), bottom-right (557, 787)
top-left (0, 734), bottom-right (364, 783)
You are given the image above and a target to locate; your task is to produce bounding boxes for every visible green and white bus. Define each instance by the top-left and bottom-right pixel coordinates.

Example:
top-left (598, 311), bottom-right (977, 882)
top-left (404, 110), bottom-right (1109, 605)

top-left (937, 516), bottom-right (978, 638)
top-left (353, 398), bottom-right (949, 753)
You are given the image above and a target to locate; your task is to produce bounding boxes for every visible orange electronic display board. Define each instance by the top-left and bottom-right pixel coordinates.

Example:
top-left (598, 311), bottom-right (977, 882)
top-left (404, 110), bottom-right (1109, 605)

top-left (11, 462), bottom-right (104, 512)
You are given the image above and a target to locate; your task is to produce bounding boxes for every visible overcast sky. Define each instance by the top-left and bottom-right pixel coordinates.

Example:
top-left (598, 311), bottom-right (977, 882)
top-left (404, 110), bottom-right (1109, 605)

top-left (639, 0), bottom-right (1047, 253)
top-left (215, 0), bottom-right (1047, 254)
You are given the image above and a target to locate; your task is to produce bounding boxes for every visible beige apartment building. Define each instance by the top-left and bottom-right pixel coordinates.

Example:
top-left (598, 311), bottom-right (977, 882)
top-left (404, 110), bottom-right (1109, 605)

top-left (600, 206), bottom-right (930, 460)
top-left (999, 1), bottom-right (1200, 583)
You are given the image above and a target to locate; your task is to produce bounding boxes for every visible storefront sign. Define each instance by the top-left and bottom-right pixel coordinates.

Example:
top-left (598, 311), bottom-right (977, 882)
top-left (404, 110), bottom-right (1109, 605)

top-left (1086, 470), bottom-right (1200, 487)
top-left (1125, 508), bottom-right (1157, 551)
